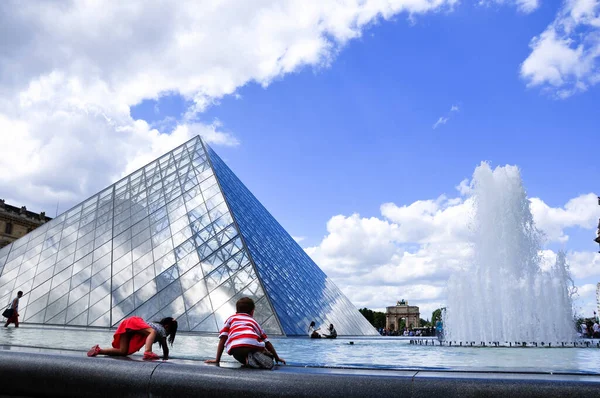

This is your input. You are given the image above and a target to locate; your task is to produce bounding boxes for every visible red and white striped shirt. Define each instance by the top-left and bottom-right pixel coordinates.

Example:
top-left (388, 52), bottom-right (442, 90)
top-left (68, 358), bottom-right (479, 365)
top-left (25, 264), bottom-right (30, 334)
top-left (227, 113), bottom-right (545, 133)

top-left (219, 313), bottom-right (269, 354)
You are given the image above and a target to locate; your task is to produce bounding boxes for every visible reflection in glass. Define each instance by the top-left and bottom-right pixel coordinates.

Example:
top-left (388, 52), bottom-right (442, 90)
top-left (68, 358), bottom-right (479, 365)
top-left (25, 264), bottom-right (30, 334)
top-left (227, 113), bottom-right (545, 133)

top-left (207, 144), bottom-right (377, 336)
top-left (0, 136), bottom-right (375, 335)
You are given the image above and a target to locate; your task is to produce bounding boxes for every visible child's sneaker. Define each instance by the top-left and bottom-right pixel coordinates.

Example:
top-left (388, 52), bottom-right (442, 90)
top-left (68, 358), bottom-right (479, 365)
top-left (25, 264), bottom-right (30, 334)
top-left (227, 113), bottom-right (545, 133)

top-left (87, 345), bottom-right (100, 357)
top-left (143, 351), bottom-right (160, 360)
top-left (247, 351), bottom-right (274, 370)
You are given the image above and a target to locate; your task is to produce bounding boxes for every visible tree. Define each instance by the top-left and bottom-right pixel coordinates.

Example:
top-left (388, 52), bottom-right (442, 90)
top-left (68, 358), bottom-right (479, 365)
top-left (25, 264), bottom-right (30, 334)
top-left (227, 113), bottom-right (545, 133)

top-left (359, 308), bottom-right (374, 324)
top-left (431, 308), bottom-right (443, 323)
top-left (373, 312), bottom-right (386, 329)
top-left (359, 308), bottom-right (386, 329)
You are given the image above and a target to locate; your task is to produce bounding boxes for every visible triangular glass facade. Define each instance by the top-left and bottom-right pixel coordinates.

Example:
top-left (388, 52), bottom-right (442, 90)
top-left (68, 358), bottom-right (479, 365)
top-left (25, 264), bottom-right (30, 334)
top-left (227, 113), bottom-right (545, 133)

top-left (207, 147), bottom-right (378, 336)
top-left (0, 136), bottom-right (377, 336)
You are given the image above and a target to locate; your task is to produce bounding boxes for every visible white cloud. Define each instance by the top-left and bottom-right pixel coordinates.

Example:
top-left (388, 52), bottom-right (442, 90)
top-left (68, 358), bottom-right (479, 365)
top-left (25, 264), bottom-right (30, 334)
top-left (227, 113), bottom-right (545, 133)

top-left (516, 0), bottom-right (541, 13)
top-left (305, 195), bottom-right (474, 311)
top-left (292, 236), bottom-right (306, 243)
top-left (569, 251), bottom-right (600, 279)
top-left (529, 193), bottom-right (600, 242)
top-left (0, 0), bottom-right (459, 213)
top-left (455, 178), bottom-right (472, 196)
top-left (380, 195), bottom-right (473, 243)
top-left (433, 117), bottom-right (449, 129)
top-left (521, 0), bottom-right (600, 97)
top-left (479, 0), bottom-right (541, 13)
top-left (573, 283), bottom-right (599, 318)
top-left (432, 104), bottom-right (460, 129)
top-left (304, 173), bottom-right (599, 315)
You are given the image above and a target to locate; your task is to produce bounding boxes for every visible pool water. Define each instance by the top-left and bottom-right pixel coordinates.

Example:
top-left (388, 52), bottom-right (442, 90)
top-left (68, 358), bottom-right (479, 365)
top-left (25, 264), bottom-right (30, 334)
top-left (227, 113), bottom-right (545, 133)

top-left (2, 326), bottom-right (600, 374)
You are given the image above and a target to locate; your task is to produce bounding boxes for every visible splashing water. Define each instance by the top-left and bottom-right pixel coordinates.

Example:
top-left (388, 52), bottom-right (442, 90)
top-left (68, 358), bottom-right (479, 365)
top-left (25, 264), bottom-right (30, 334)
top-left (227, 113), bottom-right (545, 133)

top-left (444, 163), bottom-right (576, 343)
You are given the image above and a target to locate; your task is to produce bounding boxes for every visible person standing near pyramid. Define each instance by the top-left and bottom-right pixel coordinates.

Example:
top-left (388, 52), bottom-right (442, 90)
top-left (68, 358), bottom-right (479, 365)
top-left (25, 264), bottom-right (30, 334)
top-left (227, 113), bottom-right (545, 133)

top-left (87, 316), bottom-right (177, 360)
top-left (3, 291), bottom-right (23, 328)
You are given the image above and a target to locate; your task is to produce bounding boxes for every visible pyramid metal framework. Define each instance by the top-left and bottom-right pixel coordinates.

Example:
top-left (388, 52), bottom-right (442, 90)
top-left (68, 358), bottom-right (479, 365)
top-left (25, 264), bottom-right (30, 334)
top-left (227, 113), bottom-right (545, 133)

top-left (0, 137), bottom-right (377, 336)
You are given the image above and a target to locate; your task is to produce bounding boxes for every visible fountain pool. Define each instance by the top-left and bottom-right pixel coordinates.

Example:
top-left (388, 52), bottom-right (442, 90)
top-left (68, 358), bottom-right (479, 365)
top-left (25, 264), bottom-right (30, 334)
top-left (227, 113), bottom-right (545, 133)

top-left (2, 327), bottom-right (600, 374)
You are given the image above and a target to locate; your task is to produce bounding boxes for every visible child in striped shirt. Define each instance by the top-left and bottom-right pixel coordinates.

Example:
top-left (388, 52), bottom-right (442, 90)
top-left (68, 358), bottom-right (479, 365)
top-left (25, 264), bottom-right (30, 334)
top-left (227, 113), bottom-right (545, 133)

top-left (205, 297), bottom-right (285, 369)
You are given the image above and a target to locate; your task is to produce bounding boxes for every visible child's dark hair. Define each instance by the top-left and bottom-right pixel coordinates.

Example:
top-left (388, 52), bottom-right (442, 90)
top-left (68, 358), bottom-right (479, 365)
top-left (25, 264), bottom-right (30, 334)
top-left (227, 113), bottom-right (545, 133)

top-left (310, 321), bottom-right (316, 327)
top-left (236, 297), bottom-right (255, 314)
top-left (159, 317), bottom-right (178, 346)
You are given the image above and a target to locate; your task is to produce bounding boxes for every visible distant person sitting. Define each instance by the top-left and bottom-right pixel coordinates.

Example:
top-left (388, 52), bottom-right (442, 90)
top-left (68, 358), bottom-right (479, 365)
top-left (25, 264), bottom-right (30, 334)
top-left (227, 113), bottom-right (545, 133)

top-left (3, 291), bottom-right (23, 328)
top-left (205, 297), bottom-right (285, 369)
top-left (324, 324), bottom-right (337, 339)
top-left (308, 321), bottom-right (321, 338)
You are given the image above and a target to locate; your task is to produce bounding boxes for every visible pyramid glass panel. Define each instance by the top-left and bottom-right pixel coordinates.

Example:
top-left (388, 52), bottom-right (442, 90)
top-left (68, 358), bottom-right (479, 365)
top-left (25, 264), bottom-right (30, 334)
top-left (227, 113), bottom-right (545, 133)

top-left (0, 136), bottom-right (375, 336)
top-left (205, 144), bottom-right (378, 336)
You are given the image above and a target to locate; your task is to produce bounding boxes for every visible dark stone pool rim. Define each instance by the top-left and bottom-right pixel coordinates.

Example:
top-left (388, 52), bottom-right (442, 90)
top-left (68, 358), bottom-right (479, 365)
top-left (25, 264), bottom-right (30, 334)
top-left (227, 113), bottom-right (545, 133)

top-left (0, 347), bottom-right (599, 397)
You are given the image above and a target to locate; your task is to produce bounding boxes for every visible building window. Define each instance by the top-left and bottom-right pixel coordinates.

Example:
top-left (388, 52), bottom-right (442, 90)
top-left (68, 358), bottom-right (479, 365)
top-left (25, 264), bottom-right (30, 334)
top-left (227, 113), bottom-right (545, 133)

top-left (5, 223), bottom-right (13, 234)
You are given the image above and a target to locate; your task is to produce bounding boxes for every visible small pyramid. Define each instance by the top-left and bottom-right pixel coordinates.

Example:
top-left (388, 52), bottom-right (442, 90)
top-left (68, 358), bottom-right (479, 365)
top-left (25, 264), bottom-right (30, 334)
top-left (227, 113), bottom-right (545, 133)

top-left (0, 136), bottom-right (377, 335)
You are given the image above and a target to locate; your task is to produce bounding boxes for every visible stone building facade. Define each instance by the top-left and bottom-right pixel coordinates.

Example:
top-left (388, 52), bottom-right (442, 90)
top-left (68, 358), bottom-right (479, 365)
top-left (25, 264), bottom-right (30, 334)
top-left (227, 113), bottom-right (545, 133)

top-left (386, 299), bottom-right (420, 331)
top-left (0, 200), bottom-right (51, 248)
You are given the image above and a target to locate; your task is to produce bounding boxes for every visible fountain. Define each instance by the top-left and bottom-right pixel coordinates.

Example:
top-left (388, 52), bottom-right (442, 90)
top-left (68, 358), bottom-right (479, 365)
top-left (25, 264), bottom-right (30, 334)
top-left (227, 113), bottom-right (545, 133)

top-left (444, 163), bottom-right (576, 344)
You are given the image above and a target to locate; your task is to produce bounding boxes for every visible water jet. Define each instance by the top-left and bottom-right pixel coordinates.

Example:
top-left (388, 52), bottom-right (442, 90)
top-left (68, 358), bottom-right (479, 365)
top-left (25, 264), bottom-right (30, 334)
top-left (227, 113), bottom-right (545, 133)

top-left (444, 163), bottom-right (575, 345)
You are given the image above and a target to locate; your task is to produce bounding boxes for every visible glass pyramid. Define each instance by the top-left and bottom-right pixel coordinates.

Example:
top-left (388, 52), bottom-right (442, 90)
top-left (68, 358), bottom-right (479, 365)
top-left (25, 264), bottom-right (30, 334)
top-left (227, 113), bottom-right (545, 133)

top-left (0, 136), bottom-right (377, 336)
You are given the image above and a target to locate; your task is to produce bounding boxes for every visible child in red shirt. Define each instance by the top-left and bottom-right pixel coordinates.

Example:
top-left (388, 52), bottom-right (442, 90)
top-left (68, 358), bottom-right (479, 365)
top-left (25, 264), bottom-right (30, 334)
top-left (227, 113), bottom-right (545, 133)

top-left (87, 316), bottom-right (177, 360)
top-left (205, 297), bottom-right (285, 369)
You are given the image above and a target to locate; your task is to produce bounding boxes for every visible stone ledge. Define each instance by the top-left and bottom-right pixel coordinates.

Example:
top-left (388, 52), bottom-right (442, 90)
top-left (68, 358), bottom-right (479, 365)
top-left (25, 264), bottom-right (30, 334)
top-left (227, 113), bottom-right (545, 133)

top-left (0, 350), bottom-right (600, 397)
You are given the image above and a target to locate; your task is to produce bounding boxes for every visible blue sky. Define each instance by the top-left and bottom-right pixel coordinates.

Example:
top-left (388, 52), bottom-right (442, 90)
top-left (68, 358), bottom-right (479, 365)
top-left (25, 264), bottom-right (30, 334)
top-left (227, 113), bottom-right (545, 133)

top-left (132, 1), bottom-right (598, 250)
top-left (1, 0), bottom-right (599, 317)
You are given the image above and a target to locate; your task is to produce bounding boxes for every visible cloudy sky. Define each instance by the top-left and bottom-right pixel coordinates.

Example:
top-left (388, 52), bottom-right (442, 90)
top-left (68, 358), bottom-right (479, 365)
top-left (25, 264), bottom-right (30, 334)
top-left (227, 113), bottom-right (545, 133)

top-left (1, 0), bottom-right (598, 320)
